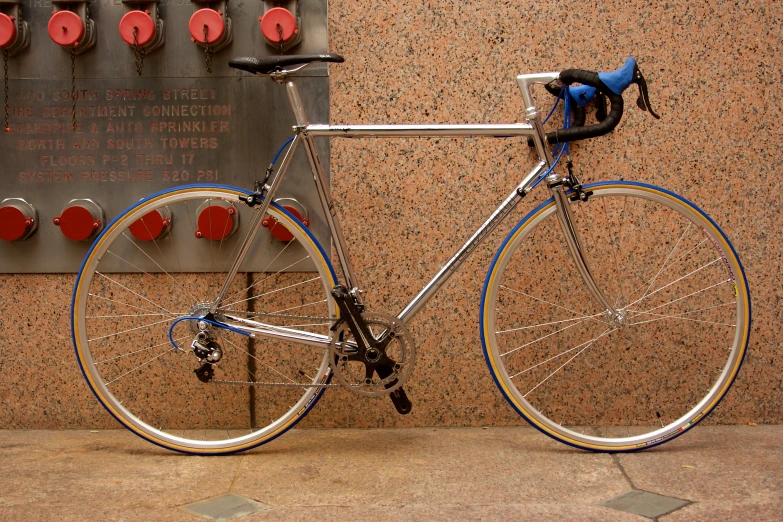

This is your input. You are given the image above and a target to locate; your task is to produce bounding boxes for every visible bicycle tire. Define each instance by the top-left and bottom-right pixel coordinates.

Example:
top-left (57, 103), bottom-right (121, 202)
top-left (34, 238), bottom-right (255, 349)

top-left (72, 184), bottom-right (338, 455)
top-left (481, 181), bottom-right (751, 452)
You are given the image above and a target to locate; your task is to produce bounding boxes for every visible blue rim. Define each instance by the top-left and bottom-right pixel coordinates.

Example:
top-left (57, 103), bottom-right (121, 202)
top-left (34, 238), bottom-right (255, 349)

top-left (71, 183), bottom-right (338, 455)
top-left (479, 180), bottom-right (751, 452)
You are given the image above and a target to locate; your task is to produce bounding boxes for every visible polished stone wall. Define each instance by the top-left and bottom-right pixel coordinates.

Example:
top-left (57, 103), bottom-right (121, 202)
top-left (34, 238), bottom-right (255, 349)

top-left (3, 0), bottom-right (780, 429)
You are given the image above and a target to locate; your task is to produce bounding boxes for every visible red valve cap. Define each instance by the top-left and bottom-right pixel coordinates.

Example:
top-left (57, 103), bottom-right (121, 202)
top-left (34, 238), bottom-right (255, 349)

top-left (55, 205), bottom-right (99, 241)
top-left (119, 11), bottom-right (156, 47)
top-left (0, 13), bottom-right (17, 49)
top-left (260, 7), bottom-right (298, 43)
top-left (189, 9), bottom-right (225, 45)
top-left (129, 210), bottom-right (169, 241)
top-left (195, 205), bottom-right (234, 241)
top-left (0, 205), bottom-right (31, 241)
top-left (48, 10), bottom-right (85, 47)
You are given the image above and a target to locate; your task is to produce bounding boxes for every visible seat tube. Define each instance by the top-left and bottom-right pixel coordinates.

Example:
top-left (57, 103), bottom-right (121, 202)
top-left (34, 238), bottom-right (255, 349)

top-left (285, 81), bottom-right (361, 294)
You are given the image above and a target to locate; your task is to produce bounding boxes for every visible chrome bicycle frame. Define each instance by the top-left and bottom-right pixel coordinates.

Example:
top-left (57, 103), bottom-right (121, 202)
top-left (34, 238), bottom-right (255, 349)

top-left (215, 70), bottom-right (617, 347)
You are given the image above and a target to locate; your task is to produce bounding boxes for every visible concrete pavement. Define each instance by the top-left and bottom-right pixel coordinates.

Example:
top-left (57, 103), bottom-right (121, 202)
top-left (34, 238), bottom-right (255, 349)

top-left (0, 426), bottom-right (780, 521)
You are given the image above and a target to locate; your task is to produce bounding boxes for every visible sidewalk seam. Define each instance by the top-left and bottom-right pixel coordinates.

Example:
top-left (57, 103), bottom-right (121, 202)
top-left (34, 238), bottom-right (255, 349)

top-left (610, 453), bottom-right (637, 490)
top-left (229, 455), bottom-right (247, 492)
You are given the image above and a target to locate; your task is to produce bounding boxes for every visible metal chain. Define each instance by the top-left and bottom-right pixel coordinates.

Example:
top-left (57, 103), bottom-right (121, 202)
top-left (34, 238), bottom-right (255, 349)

top-left (132, 26), bottom-right (146, 77)
top-left (277, 23), bottom-right (284, 55)
top-left (209, 379), bottom-right (337, 388)
top-left (203, 25), bottom-right (213, 73)
top-left (3, 49), bottom-right (9, 132)
top-left (69, 48), bottom-right (77, 131)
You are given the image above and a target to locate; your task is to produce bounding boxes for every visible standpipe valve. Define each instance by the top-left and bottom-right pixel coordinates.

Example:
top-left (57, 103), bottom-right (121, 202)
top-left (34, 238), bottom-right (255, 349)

top-left (188, 0), bottom-right (232, 73)
top-left (119, 0), bottom-right (165, 76)
top-left (0, 0), bottom-right (30, 132)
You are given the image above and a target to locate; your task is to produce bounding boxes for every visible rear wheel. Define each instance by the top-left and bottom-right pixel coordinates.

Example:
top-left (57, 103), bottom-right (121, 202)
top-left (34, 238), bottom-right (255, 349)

top-left (481, 181), bottom-right (751, 451)
top-left (72, 185), bottom-right (338, 454)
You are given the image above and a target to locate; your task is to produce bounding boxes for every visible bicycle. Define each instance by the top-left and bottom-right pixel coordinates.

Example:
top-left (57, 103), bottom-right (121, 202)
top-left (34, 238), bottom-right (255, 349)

top-left (70, 54), bottom-right (751, 455)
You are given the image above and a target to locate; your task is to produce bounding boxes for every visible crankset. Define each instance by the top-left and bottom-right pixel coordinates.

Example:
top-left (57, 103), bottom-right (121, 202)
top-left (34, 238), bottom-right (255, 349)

top-left (329, 285), bottom-right (415, 414)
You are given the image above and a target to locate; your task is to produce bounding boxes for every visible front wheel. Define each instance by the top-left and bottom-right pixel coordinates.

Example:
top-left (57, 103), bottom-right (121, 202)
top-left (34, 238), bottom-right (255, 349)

top-left (481, 181), bottom-right (751, 452)
top-left (72, 185), bottom-right (339, 454)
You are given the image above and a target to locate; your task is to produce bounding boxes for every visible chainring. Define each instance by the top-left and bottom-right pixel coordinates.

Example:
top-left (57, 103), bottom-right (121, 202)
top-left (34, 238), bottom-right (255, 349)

top-left (330, 311), bottom-right (416, 397)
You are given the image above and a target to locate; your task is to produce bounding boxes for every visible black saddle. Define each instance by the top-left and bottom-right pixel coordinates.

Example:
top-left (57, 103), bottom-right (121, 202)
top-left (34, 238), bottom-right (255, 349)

top-left (228, 54), bottom-right (345, 75)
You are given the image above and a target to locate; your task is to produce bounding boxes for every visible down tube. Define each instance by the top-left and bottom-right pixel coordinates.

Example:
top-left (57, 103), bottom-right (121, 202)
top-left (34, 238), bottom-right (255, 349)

top-left (397, 161), bottom-right (548, 323)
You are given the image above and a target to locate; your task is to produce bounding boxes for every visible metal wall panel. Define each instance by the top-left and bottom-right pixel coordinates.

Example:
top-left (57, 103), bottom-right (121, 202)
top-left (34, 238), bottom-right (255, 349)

top-left (0, 0), bottom-right (331, 272)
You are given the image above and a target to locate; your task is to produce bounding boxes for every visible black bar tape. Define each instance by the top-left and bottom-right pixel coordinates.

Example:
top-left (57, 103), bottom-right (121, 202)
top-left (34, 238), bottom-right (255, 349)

top-left (541, 68), bottom-right (624, 145)
top-left (572, 106), bottom-right (586, 128)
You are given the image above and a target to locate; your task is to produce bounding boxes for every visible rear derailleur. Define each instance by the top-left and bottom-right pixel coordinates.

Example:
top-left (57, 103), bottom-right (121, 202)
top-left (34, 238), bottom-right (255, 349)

top-left (190, 318), bottom-right (223, 383)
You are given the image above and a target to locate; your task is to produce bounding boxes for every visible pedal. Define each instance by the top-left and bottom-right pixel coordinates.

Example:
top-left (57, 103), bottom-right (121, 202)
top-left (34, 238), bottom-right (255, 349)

top-left (389, 386), bottom-right (412, 415)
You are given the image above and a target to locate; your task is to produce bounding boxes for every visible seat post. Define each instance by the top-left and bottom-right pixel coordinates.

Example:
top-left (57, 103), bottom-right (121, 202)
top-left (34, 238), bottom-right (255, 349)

top-left (283, 79), bottom-right (363, 299)
top-left (284, 79), bottom-right (310, 127)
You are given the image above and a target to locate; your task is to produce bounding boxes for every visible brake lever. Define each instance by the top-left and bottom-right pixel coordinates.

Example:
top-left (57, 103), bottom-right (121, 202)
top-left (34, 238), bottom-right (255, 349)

top-left (632, 65), bottom-right (660, 119)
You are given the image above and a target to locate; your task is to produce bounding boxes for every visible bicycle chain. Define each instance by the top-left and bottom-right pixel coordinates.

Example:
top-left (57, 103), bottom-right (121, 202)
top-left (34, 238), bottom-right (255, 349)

top-left (208, 379), bottom-right (337, 388)
top-left (203, 25), bottom-right (213, 73)
top-left (3, 49), bottom-right (8, 132)
top-left (69, 48), bottom-right (77, 131)
top-left (132, 27), bottom-right (146, 76)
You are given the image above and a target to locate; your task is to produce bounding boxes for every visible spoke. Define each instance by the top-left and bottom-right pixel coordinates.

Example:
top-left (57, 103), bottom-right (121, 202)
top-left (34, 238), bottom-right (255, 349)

top-left (509, 328), bottom-right (612, 378)
top-left (87, 312), bottom-right (180, 319)
top-left (521, 328), bottom-right (614, 398)
top-left (497, 313), bottom-right (604, 334)
top-left (224, 238), bottom-right (297, 303)
top-left (628, 310), bottom-right (736, 327)
top-left (207, 198), bottom-right (215, 272)
top-left (96, 272), bottom-right (173, 315)
top-left (500, 318), bottom-right (588, 357)
top-left (269, 299), bottom-right (328, 315)
top-left (117, 232), bottom-right (199, 305)
top-left (625, 258), bottom-right (723, 309)
top-left (222, 337), bottom-right (306, 389)
top-left (88, 292), bottom-right (174, 317)
top-left (95, 336), bottom-right (189, 364)
top-left (105, 347), bottom-right (178, 385)
top-left (222, 255), bottom-right (312, 308)
top-left (183, 199), bottom-right (208, 270)
top-left (88, 316), bottom-right (179, 342)
top-left (225, 276), bottom-right (322, 308)
top-left (213, 204), bottom-right (234, 268)
top-left (628, 279), bottom-right (731, 317)
top-left (151, 207), bottom-right (192, 292)
top-left (629, 300), bottom-right (736, 325)
top-left (640, 223), bottom-right (692, 302)
top-left (500, 285), bottom-right (609, 326)
top-left (623, 238), bottom-right (709, 305)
